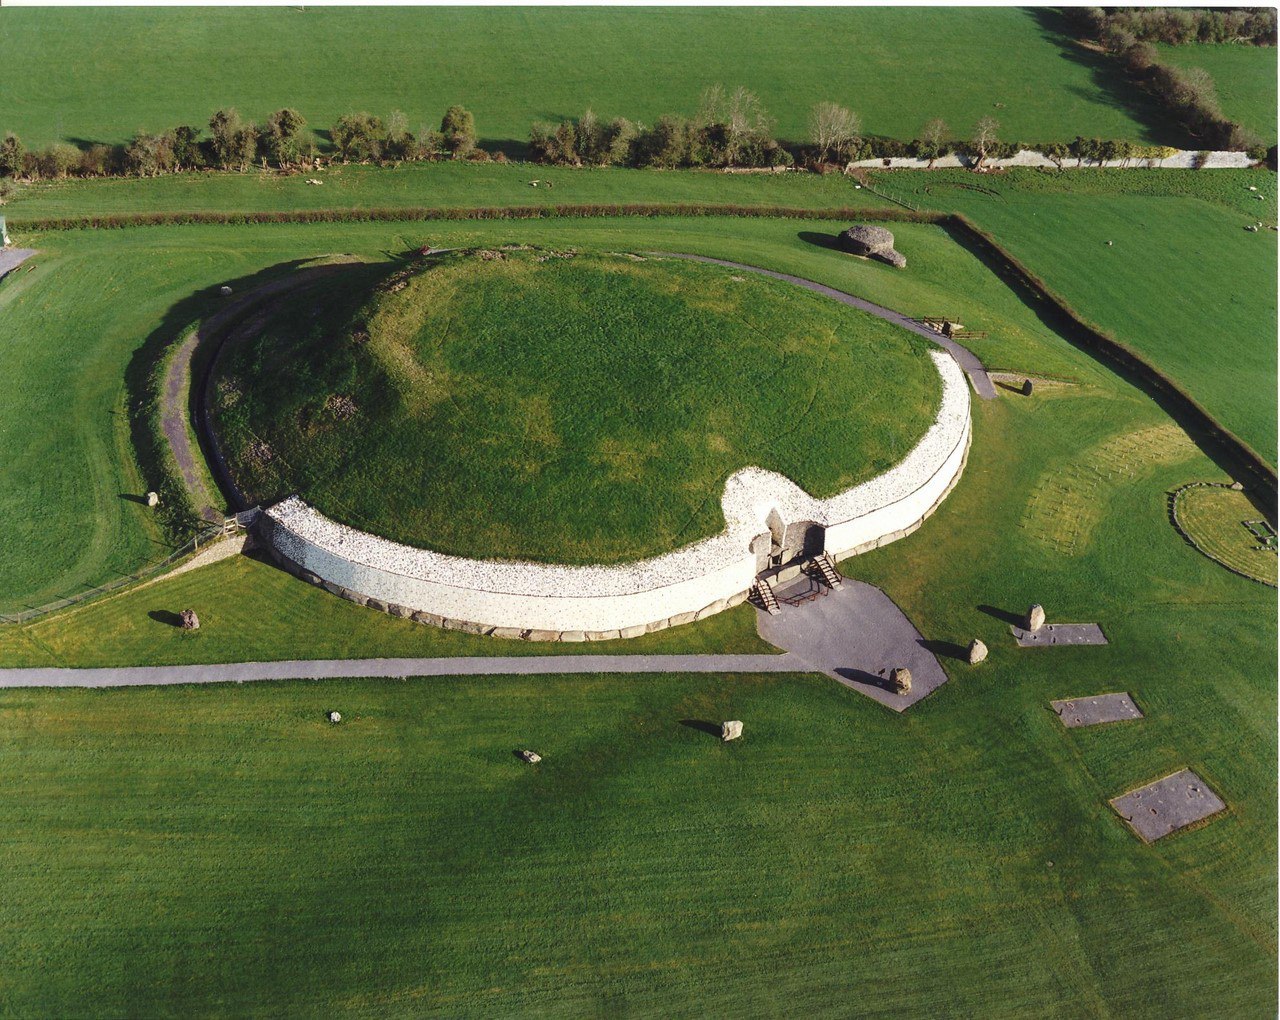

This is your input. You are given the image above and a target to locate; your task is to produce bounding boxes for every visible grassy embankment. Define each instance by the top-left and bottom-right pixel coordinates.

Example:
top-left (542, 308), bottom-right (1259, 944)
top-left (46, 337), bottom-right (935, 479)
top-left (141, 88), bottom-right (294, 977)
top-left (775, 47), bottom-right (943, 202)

top-left (215, 250), bottom-right (940, 562)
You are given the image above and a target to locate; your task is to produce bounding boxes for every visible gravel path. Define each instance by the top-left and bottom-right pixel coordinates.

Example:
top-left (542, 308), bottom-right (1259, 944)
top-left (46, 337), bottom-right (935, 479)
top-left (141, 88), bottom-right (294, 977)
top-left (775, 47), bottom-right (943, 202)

top-left (650, 252), bottom-right (997, 399)
top-left (0, 653), bottom-right (804, 688)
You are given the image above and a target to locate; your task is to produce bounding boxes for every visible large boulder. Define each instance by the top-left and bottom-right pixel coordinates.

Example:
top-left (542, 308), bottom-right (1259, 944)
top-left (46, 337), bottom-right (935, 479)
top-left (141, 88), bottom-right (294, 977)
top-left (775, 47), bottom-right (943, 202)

top-left (891, 667), bottom-right (912, 694)
top-left (179, 609), bottom-right (200, 631)
top-left (721, 720), bottom-right (744, 742)
top-left (967, 639), bottom-right (988, 665)
top-left (839, 224), bottom-right (896, 256)
top-left (1026, 604), bottom-right (1046, 632)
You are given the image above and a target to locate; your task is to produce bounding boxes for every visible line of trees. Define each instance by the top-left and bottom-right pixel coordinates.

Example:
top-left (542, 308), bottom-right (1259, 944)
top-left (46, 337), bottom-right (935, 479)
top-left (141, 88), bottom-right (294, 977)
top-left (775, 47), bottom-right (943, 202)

top-left (1067, 10), bottom-right (1268, 155)
top-left (0, 104), bottom-right (484, 181)
top-left (1075, 7), bottom-right (1276, 47)
top-left (528, 86), bottom-right (793, 170)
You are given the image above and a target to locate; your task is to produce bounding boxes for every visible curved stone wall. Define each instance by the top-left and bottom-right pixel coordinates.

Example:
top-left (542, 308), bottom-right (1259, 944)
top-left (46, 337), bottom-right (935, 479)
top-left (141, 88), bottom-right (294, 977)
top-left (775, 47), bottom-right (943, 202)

top-left (261, 350), bottom-right (971, 639)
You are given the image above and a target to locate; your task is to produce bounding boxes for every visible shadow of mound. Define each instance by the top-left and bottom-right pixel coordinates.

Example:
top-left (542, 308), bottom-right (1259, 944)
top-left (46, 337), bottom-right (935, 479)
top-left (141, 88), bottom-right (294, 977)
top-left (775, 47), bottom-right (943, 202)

top-left (148, 609), bottom-right (184, 627)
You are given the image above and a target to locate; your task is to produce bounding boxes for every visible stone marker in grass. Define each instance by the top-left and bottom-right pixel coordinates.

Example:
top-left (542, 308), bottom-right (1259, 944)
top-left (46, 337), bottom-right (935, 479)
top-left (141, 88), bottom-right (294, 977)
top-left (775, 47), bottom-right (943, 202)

top-left (1110, 769), bottom-right (1225, 842)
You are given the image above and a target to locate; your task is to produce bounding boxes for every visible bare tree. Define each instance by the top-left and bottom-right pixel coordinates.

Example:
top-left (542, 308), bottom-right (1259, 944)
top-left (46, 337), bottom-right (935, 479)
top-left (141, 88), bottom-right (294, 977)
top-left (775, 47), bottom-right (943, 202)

top-left (918, 118), bottom-right (949, 168)
top-left (809, 102), bottom-right (862, 164)
top-left (972, 116), bottom-right (999, 167)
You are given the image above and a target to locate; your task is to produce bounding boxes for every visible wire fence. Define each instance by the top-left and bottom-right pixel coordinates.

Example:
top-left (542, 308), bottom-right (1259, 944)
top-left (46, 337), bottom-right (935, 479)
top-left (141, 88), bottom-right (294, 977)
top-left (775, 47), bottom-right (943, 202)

top-left (0, 508), bottom-right (260, 626)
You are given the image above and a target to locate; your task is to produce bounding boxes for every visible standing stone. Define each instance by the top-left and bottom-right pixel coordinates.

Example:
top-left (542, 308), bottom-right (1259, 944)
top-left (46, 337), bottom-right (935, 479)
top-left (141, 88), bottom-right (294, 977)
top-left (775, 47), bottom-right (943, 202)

top-left (721, 720), bottom-right (744, 742)
top-left (327, 711), bottom-right (342, 724)
top-left (1022, 378), bottom-right (1034, 396)
top-left (219, 285), bottom-right (233, 296)
top-left (967, 639), bottom-right (988, 665)
top-left (145, 491), bottom-right (160, 507)
top-left (891, 667), bottom-right (912, 694)
top-left (1230, 481), bottom-right (1245, 491)
top-left (179, 609), bottom-right (200, 631)
top-left (1026, 604), bottom-right (1046, 632)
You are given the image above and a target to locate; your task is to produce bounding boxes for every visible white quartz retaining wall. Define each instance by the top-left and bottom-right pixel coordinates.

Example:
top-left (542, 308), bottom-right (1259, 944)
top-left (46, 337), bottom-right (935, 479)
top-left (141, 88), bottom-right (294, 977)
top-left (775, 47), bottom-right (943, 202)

top-left (262, 350), bottom-right (971, 639)
top-left (850, 148), bottom-right (1254, 170)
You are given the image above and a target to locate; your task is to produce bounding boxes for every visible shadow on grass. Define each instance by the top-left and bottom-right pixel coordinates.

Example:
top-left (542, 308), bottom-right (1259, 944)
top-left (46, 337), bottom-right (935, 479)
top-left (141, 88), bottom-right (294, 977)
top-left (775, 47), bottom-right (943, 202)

top-left (679, 719), bottom-right (723, 737)
top-left (125, 253), bottom-right (420, 548)
top-left (919, 638), bottom-right (968, 662)
top-left (118, 492), bottom-right (149, 505)
top-left (1025, 7), bottom-right (1189, 148)
top-left (978, 604), bottom-right (1023, 627)
top-left (797, 230), bottom-right (846, 253)
top-left (148, 609), bottom-right (184, 627)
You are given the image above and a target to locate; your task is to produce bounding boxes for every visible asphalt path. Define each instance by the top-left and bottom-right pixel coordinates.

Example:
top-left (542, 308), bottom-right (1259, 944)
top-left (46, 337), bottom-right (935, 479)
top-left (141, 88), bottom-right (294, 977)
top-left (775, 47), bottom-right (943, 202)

top-left (0, 653), bottom-right (805, 688)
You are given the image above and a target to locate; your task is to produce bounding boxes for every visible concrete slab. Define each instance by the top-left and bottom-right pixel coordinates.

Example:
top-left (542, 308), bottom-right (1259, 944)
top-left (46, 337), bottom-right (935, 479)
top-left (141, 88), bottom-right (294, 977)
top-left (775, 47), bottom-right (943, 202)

top-left (1052, 692), bottom-right (1142, 727)
top-left (1110, 769), bottom-right (1226, 843)
top-left (1012, 623), bottom-right (1107, 647)
top-left (756, 578), bottom-right (948, 712)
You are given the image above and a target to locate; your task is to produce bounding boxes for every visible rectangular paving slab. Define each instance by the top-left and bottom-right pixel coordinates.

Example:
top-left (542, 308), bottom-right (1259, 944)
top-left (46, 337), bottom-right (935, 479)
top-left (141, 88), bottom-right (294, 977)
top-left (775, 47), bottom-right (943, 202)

top-left (1012, 623), bottom-right (1108, 647)
top-left (1052, 692), bottom-right (1143, 727)
top-left (1110, 769), bottom-right (1226, 843)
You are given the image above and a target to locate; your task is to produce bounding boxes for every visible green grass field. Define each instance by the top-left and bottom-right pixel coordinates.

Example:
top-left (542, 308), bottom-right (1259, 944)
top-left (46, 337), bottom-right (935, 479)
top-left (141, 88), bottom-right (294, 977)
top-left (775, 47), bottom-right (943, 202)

top-left (1175, 482), bottom-right (1278, 585)
top-left (0, 7), bottom-right (1179, 151)
top-left (2, 379), bottom-right (1274, 1016)
top-left (0, 182), bottom-right (1274, 1013)
top-left (1157, 42), bottom-right (1279, 145)
top-left (886, 167), bottom-right (1279, 465)
top-left (216, 249), bottom-right (940, 562)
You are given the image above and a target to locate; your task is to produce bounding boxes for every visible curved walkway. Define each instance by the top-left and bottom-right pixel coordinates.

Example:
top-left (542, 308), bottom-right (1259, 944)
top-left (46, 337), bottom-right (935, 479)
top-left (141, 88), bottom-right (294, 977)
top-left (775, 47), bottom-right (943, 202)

top-left (0, 653), bottom-right (803, 688)
top-left (651, 252), bottom-right (997, 399)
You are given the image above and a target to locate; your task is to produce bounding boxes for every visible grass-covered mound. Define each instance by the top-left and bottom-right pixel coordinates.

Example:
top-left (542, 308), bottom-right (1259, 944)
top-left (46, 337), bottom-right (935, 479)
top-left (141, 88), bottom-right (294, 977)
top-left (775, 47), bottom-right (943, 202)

top-left (214, 248), bottom-right (941, 563)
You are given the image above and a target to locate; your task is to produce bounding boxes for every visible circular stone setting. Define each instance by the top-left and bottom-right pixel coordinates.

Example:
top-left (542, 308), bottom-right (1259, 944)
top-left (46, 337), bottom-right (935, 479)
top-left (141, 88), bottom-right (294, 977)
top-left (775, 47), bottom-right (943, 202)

top-left (213, 248), bottom-right (942, 564)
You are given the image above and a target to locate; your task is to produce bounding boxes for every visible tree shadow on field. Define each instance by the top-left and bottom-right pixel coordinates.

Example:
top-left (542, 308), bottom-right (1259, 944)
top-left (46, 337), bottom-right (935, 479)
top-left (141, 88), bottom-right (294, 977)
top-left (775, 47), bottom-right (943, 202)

top-left (1024, 7), bottom-right (1188, 148)
top-left (798, 230), bottom-right (847, 253)
top-left (148, 609), bottom-right (184, 627)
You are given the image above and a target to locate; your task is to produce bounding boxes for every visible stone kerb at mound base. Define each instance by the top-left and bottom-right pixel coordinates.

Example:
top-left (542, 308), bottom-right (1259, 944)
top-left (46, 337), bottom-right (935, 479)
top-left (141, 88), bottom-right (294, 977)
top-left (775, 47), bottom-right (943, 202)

top-left (261, 351), bottom-right (971, 639)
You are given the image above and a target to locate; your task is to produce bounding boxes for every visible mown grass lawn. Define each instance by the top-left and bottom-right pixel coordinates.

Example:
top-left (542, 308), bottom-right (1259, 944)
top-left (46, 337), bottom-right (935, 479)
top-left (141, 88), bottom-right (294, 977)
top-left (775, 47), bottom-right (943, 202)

top-left (1, 386), bottom-right (1273, 1016)
top-left (1156, 42), bottom-right (1279, 145)
top-left (216, 249), bottom-right (940, 562)
top-left (887, 167), bottom-right (1279, 466)
top-left (1, 7), bottom-right (1176, 151)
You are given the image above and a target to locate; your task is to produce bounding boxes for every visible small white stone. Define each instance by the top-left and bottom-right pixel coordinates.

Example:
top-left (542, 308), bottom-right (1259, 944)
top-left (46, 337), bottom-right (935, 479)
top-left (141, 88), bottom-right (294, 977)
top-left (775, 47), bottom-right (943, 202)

top-left (327, 711), bottom-right (342, 724)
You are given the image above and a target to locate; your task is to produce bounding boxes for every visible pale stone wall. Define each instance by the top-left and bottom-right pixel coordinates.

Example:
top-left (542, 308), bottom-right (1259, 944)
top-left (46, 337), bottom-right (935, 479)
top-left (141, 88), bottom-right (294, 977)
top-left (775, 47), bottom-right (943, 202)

top-left (849, 148), bottom-right (1254, 171)
top-left (263, 351), bottom-right (971, 639)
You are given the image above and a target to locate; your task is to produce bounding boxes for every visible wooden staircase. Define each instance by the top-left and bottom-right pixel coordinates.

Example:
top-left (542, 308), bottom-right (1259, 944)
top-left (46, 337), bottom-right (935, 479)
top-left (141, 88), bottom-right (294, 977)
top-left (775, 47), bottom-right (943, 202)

top-left (810, 553), bottom-right (844, 590)
top-left (752, 578), bottom-right (782, 615)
